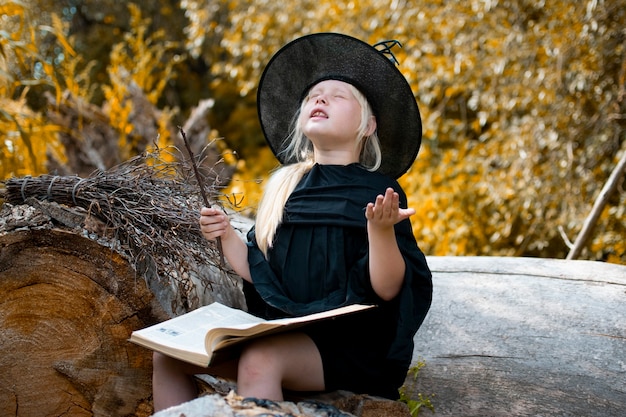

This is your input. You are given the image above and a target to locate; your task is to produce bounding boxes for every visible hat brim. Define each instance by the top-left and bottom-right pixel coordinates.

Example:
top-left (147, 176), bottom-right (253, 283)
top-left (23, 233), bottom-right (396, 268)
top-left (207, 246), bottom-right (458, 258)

top-left (257, 32), bottom-right (422, 179)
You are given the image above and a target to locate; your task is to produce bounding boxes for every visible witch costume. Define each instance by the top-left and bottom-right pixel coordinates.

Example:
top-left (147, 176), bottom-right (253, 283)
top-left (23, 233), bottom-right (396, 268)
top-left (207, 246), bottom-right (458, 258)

top-left (244, 33), bottom-right (432, 399)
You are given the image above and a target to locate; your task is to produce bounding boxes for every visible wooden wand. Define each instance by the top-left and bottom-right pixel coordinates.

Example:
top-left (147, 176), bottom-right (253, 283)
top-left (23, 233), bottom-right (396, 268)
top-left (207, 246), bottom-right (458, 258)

top-left (178, 126), bottom-right (225, 266)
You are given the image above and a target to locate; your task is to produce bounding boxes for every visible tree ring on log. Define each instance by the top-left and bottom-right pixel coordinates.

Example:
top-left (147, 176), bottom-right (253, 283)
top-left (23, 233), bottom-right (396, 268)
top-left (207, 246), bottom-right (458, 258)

top-left (0, 229), bottom-right (168, 417)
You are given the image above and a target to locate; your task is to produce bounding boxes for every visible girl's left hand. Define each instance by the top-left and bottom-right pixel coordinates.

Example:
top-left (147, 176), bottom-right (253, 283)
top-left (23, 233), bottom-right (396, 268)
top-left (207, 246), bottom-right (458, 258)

top-left (365, 187), bottom-right (415, 228)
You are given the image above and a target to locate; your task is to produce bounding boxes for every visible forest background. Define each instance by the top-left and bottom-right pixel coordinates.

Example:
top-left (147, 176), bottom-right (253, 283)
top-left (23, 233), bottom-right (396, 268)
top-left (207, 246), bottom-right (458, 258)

top-left (1, 0), bottom-right (624, 264)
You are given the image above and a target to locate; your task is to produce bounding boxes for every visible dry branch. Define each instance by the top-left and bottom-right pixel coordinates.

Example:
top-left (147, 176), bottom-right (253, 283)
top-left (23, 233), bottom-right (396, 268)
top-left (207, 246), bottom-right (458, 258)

top-left (179, 126), bottom-right (225, 264)
top-left (2, 147), bottom-right (240, 312)
top-left (567, 147), bottom-right (626, 260)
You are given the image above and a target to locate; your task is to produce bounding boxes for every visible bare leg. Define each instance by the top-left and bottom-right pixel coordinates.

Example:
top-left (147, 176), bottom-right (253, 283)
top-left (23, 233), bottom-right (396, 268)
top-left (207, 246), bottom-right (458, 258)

top-left (237, 332), bottom-right (324, 401)
top-left (152, 352), bottom-right (238, 411)
top-left (153, 332), bottom-right (323, 409)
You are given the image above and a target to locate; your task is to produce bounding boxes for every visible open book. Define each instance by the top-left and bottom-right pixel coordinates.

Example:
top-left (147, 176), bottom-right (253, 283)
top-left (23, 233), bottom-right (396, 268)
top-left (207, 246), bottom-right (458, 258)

top-left (130, 302), bottom-right (374, 367)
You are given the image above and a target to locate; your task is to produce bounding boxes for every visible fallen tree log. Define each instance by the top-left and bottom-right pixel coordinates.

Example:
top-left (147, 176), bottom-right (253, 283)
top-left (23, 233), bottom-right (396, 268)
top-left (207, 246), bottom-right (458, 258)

top-left (0, 200), bottom-right (247, 417)
top-left (2, 198), bottom-right (625, 416)
top-left (151, 390), bottom-right (412, 417)
top-left (410, 256), bottom-right (626, 417)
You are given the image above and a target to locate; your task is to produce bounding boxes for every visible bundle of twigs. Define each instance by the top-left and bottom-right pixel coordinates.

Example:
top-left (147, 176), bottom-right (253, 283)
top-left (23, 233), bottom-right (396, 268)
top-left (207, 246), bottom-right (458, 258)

top-left (2, 146), bottom-right (231, 308)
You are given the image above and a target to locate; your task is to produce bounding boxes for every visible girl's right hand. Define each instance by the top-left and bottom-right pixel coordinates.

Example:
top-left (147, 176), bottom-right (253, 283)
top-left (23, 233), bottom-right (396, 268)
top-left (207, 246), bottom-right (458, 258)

top-left (198, 206), bottom-right (253, 283)
top-left (199, 207), bottom-right (231, 241)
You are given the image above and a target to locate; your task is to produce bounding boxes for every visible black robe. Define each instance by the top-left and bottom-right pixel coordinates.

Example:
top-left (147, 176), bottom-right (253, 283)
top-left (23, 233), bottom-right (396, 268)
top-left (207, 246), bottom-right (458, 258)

top-left (244, 163), bottom-right (432, 398)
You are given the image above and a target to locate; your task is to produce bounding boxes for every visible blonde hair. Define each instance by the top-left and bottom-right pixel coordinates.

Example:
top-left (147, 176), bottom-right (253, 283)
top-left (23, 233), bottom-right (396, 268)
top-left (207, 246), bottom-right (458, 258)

top-left (255, 84), bottom-right (382, 256)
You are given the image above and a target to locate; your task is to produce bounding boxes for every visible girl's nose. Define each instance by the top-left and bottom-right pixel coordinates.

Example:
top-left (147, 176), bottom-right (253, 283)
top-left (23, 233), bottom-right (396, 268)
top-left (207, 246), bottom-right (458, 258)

top-left (315, 95), bottom-right (327, 104)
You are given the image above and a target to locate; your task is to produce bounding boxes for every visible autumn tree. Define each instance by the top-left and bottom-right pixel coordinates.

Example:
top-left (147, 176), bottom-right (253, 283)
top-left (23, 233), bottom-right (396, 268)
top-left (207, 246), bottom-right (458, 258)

top-left (1, 0), bottom-right (624, 263)
top-left (0, 1), bottom-right (68, 177)
top-left (180, 0), bottom-right (626, 263)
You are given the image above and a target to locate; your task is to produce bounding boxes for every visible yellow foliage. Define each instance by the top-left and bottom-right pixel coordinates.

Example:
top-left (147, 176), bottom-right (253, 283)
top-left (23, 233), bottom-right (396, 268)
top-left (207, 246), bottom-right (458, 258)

top-left (225, 146), bottom-right (278, 215)
top-left (104, 3), bottom-right (180, 160)
top-left (184, 0), bottom-right (625, 263)
top-left (1, 1), bottom-right (180, 179)
top-left (2, 0), bottom-right (623, 265)
top-left (0, 94), bottom-right (64, 178)
top-left (0, 1), bottom-right (67, 179)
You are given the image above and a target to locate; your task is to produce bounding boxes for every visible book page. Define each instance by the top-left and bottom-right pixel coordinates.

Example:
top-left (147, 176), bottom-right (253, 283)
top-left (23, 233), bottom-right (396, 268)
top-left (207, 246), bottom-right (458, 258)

top-left (206, 303), bottom-right (376, 352)
top-left (131, 302), bottom-right (375, 366)
top-left (130, 303), bottom-right (264, 364)
top-left (264, 303), bottom-right (374, 326)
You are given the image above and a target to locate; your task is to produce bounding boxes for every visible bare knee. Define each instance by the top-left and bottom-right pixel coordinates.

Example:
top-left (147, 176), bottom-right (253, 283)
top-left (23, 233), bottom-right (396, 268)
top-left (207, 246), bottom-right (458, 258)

top-left (236, 338), bottom-right (286, 400)
top-left (238, 339), bottom-right (281, 380)
top-left (153, 351), bottom-right (166, 366)
top-left (153, 351), bottom-right (177, 372)
top-left (236, 333), bottom-right (324, 400)
top-left (152, 351), bottom-right (201, 380)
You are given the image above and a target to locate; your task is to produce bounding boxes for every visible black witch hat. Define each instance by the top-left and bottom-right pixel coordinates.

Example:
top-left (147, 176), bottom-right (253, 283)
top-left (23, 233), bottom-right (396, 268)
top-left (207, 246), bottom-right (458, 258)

top-left (257, 32), bottom-right (422, 179)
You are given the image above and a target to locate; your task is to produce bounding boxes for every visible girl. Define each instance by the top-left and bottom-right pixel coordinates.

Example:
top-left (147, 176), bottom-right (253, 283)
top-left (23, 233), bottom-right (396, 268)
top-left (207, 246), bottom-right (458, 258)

top-left (152, 33), bottom-right (432, 411)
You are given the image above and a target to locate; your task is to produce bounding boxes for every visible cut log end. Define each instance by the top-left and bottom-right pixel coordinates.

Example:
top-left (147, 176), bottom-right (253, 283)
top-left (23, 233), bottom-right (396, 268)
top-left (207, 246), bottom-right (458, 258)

top-left (0, 229), bottom-right (168, 417)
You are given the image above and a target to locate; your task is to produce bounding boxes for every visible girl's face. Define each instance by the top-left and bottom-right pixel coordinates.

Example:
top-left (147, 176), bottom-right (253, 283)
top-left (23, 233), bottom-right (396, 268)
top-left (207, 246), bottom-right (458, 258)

top-left (299, 80), bottom-right (364, 152)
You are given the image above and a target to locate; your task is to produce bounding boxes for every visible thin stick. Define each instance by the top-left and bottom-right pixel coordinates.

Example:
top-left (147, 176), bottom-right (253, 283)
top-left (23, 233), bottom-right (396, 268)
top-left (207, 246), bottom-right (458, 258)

top-left (178, 126), bottom-right (225, 265)
top-left (566, 147), bottom-right (626, 260)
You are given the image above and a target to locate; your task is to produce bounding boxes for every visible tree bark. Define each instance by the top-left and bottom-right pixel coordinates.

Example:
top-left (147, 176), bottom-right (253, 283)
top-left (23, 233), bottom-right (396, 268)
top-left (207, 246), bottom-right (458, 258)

top-left (0, 228), bottom-right (169, 417)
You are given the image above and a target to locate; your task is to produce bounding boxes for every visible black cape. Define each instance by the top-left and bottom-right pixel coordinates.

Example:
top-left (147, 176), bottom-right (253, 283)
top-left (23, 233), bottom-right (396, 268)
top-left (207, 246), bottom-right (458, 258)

top-left (244, 163), bottom-right (432, 396)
